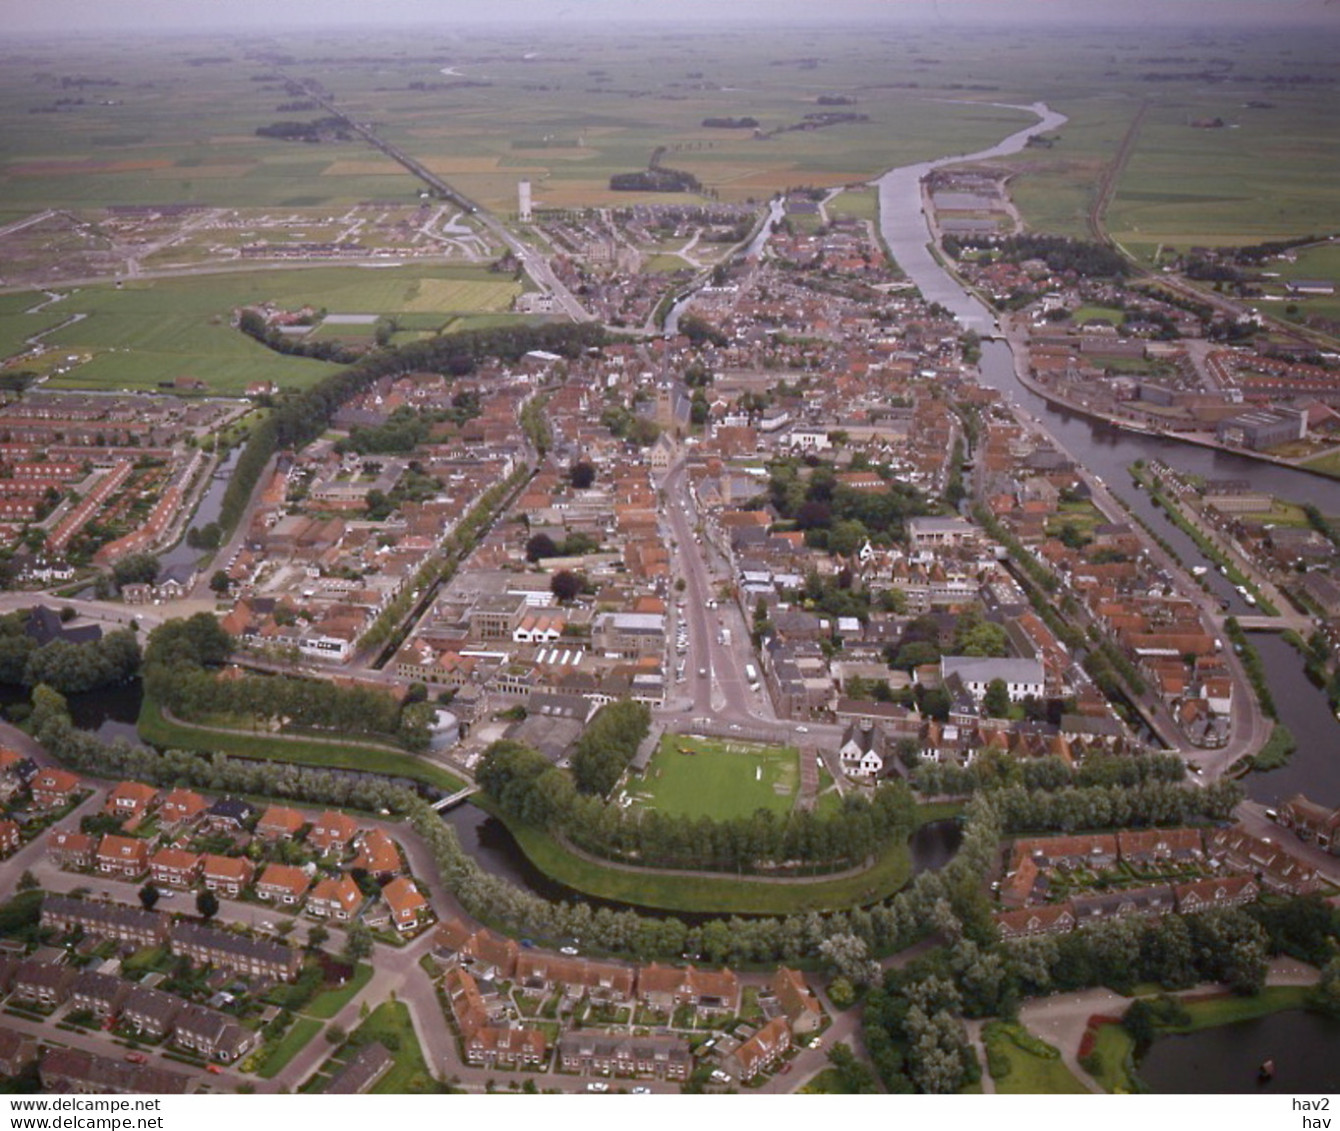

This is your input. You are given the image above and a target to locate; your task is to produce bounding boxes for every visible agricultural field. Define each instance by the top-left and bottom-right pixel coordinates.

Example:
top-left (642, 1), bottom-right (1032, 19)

top-left (631, 734), bottom-right (800, 821)
top-left (0, 263), bottom-right (523, 393)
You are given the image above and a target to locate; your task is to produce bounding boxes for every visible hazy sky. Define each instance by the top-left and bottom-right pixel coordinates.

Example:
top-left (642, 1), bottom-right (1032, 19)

top-left (6, 0), bottom-right (1338, 34)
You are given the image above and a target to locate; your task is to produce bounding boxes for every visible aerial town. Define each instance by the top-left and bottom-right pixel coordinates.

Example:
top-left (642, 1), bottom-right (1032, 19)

top-left (0, 2), bottom-right (1336, 1103)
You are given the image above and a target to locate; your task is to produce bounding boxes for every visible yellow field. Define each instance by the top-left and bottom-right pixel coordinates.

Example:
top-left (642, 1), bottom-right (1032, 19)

top-left (400, 277), bottom-right (519, 312)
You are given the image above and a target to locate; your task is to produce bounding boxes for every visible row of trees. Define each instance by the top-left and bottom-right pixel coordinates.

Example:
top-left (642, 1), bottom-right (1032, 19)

top-left (30, 686), bottom-right (419, 815)
top-left (478, 736), bottom-right (918, 873)
top-left (0, 612), bottom-right (140, 694)
top-left (569, 700), bottom-right (651, 796)
top-left (911, 750), bottom-right (1188, 797)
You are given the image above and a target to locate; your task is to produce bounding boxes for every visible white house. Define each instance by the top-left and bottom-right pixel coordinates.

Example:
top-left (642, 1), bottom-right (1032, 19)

top-left (838, 722), bottom-right (888, 778)
top-left (940, 656), bottom-right (1044, 703)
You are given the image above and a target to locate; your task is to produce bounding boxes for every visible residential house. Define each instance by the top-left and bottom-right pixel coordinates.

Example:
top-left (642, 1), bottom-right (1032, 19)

top-left (0, 819), bottom-right (21, 857)
top-left (381, 876), bottom-right (430, 934)
top-left (0, 1027), bottom-right (38, 1078)
top-left (95, 834), bottom-right (149, 879)
top-left (1207, 826), bottom-right (1320, 895)
top-left (1279, 795), bottom-right (1340, 854)
top-left (638, 964), bottom-right (740, 1016)
top-left (12, 959), bottom-right (75, 1007)
top-left (351, 829), bottom-right (402, 877)
top-left (837, 722), bottom-right (888, 778)
top-left (200, 854), bottom-right (255, 897)
top-left (46, 829), bottom-right (94, 870)
top-left (728, 1017), bottom-right (792, 1081)
top-left (159, 788), bottom-right (208, 829)
top-left (40, 896), bottom-right (168, 947)
top-left (31, 767), bottom-right (81, 809)
top-left (121, 985), bottom-right (182, 1039)
top-left (203, 797), bottom-right (255, 833)
top-left (255, 863), bottom-right (311, 907)
top-left (170, 922), bottom-right (302, 981)
top-left (770, 967), bottom-right (822, 1035)
top-left (993, 904), bottom-right (1077, 940)
top-left (104, 781), bottom-right (157, 824)
top-left (148, 847), bottom-right (201, 889)
top-left (172, 1003), bottom-right (260, 1063)
top-left (557, 1033), bottom-right (691, 1081)
top-left (70, 970), bottom-right (130, 1020)
top-left (308, 874), bottom-right (363, 922)
top-left (325, 1042), bottom-right (393, 1094)
top-left (941, 656), bottom-right (1044, 703)
top-left (255, 806), bottom-right (306, 840)
top-left (1174, 875), bottom-right (1260, 913)
top-left (308, 810), bottom-right (359, 856)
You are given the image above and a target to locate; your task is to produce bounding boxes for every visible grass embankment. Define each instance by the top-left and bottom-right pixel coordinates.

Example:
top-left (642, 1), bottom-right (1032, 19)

top-left (476, 795), bottom-right (961, 916)
top-left (137, 694), bottom-right (463, 793)
top-left (982, 1021), bottom-right (1088, 1094)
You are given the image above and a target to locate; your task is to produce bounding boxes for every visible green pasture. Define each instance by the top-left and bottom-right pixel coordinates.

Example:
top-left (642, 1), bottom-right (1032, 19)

top-left (633, 735), bottom-right (800, 820)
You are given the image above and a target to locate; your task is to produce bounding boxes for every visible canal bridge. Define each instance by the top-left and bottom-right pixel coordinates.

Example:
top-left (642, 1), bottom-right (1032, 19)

top-left (431, 785), bottom-right (480, 812)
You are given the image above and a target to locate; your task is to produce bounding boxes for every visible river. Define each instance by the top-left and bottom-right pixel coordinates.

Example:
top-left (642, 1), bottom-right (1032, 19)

top-left (874, 103), bottom-right (1340, 805)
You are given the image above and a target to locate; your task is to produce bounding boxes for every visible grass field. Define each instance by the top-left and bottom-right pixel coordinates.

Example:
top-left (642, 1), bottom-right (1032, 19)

top-left (255, 1018), bottom-right (322, 1080)
top-left (353, 1001), bottom-right (437, 1095)
top-left (0, 264), bottom-right (522, 392)
top-left (983, 1021), bottom-right (1088, 1094)
top-left (137, 694), bottom-right (464, 793)
top-left (632, 735), bottom-right (800, 820)
top-left (305, 963), bottom-right (374, 1020)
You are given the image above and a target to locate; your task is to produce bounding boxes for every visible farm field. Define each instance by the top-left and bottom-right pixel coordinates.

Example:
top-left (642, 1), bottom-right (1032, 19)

top-left (0, 263), bottom-right (522, 392)
top-left (632, 735), bottom-right (800, 820)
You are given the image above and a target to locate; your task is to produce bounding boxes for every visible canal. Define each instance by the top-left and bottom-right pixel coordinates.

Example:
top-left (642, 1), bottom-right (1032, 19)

top-left (875, 106), bottom-right (1340, 807)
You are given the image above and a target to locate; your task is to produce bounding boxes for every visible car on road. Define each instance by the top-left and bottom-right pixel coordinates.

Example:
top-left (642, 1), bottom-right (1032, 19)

top-left (710, 1070), bottom-right (732, 1084)
top-left (631, 1086), bottom-right (652, 1094)
top-left (124, 1053), bottom-right (147, 1064)
top-left (698, 668), bottom-right (707, 677)
top-left (560, 946), bottom-right (579, 956)
top-left (796, 725), bottom-right (809, 733)
top-left (206, 1065), bottom-right (223, 1075)
top-left (586, 1082), bottom-right (609, 1093)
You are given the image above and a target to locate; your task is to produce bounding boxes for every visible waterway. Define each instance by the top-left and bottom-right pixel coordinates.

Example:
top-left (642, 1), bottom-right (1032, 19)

top-left (158, 449), bottom-right (240, 573)
top-left (873, 103), bottom-right (1340, 802)
top-left (1137, 1009), bottom-right (1340, 1094)
top-left (438, 806), bottom-right (962, 921)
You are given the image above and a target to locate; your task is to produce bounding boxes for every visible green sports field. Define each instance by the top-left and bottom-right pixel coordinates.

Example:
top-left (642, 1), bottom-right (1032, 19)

top-left (632, 734), bottom-right (800, 820)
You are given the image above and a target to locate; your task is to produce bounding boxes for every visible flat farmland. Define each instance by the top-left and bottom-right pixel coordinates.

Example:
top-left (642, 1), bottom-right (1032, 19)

top-left (632, 735), bottom-right (800, 821)
top-left (1, 264), bottom-right (522, 392)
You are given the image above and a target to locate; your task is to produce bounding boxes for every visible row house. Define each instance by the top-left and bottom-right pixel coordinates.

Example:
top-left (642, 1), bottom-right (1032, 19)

top-left (1072, 885), bottom-right (1176, 927)
top-left (95, 835), bottom-right (149, 879)
top-left (12, 960), bottom-right (75, 1007)
top-left (149, 847), bottom-right (201, 889)
top-left (1279, 794), bottom-right (1340, 854)
top-left (639, 964), bottom-right (741, 1016)
top-left (557, 1033), bottom-right (691, 1081)
top-left (1173, 875), bottom-right (1259, 912)
top-left (993, 904), bottom-right (1077, 940)
top-left (170, 921), bottom-right (302, 981)
top-left (39, 1048), bottom-right (194, 1096)
top-left (1012, 834), bottom-right (1119, 872)
top-left (1207, 826), bottom-right (1320, 895)
top-left (1116, 828), bottom-right (1204, 867)
top-left (515, 952), bottom-right (637, 1004)
top-left (41, 895), bottom-right (168, 947)
top-left (123, 985), bottom-right (181, 1039)
top-left (443, 964), bottom-right (546, 1070)
top-left (435, 921), bottom-right (519, 980)
top-left (173, 1002), bottom-right (261, 1063)
top-left (70, 970), bottom-right (130, 1020)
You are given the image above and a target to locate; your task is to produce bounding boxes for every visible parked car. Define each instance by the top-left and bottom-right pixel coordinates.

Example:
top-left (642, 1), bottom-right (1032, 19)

top-left (124, 1053), bottom-right (147, 1064)
top-left (586, 1081), bottom-right (609, 1093)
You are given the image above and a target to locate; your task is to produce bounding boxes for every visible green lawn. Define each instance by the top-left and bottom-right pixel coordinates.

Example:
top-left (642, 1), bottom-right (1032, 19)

top-left (349, 1001), bottom-right (437, 1095)
top-left (1089, 1023), bottom-right (1140, 1094)
top-left (305, 963), bottom-right (374, 1021)
top-left (1165, 985), bottom-right (1311, 1032)
top-left (137, 694), bottom-right (463, 793)
top-left (256, 1017), bottom-right (322, 1079)
top-left (631, 735), bottom-right (799, 820)
top-left (983, 1022), bottom-right (1088, 1094)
